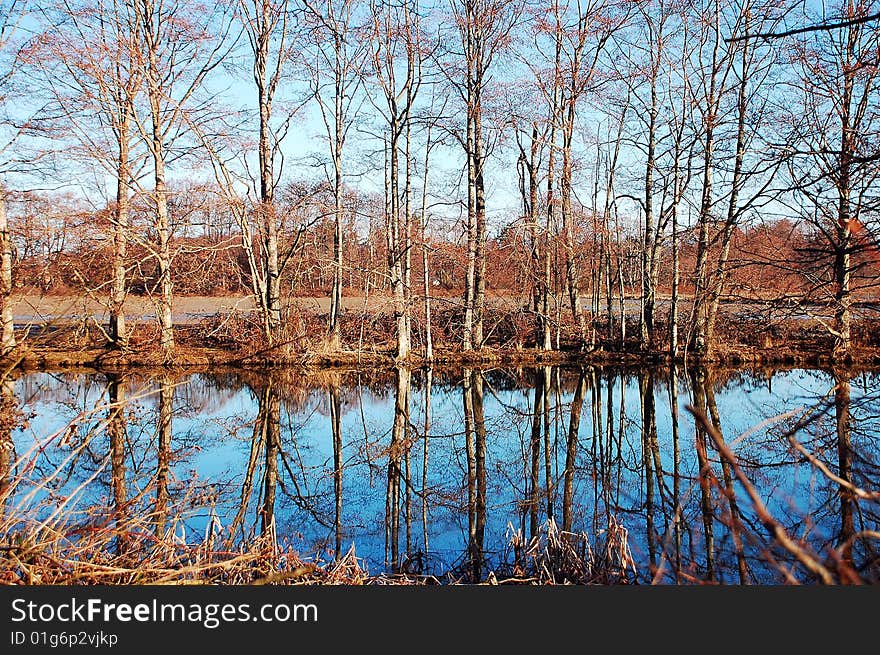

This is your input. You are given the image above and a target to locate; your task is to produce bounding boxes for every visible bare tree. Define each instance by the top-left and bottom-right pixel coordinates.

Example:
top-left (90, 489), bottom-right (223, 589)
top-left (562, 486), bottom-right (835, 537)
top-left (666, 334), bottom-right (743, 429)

top-left (690, 1), bottom-right (781, 356)
top-left (31, 0), bottom-right (144, 349)
top-left (782, 0), bottom-right (880, 358)
top-left (550, 0), bottom-right (626, 342)
top-left (238, 0), bottom-right (294, 342)
top-left (514, 110), bottom-right (549, 345)
top-left (366, 0), bottom-right (427, 360)
top-left (0, 1), bottom-right (24, 355)
top-left (0, 188), bottom-right (12, 355)
top-left (631, 1), bottom-right (663, 350)
top-left (448, 0), bottom-right (522, 351)
top-left (303, 0), bottom-right (365, 349)
top-left (613, 0), bottom-right (680, 351)
top-left (131, 0), bottom-right (232, 361)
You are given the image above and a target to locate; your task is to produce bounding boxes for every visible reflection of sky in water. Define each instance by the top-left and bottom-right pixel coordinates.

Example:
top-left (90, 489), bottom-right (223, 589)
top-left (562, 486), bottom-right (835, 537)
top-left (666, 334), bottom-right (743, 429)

top-left (7, 367), bottom-right (880, 584)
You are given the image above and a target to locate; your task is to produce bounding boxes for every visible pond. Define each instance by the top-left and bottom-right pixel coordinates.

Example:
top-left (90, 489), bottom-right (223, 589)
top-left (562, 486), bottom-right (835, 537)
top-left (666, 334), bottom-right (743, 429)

top-left (2, 365), bottom-right (879, 584)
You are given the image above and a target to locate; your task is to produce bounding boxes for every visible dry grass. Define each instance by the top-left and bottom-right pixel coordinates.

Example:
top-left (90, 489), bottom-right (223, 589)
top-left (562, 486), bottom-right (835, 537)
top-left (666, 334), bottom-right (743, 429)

top-left (502, 518), bottom-right (636, 585)
top-left (1, 510), bottom-right (634, 586)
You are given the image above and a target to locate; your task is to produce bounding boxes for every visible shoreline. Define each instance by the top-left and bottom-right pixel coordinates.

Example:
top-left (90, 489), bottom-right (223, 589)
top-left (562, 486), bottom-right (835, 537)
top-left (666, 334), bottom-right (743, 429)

top-left (5, 294), bottom-right (880, 371)
top-left (5, 342), bottom-right (880, 372)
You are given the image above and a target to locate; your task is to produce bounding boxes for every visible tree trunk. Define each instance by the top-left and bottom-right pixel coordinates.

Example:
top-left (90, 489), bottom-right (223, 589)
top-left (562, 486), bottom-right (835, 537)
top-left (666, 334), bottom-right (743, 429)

top-left (154, 373), bottom-right (173, 536)
top-left (641, 60), bottom-right (658, 350)
top-left (151, 136), bottom-right (174, 360)
top-left (561, 96), bottom-right (582, 340)
top-left (389, 115), bottom-right (409, 360)
top-left (617, 244), bottom-right (626, 348)
top-left (328, 42), bottom-right (344, 348)
top-left (110, 118), bottom-right (129, 349)
top-left (260, 383), bottom-right (281, 535)
top-left (563, 370), bottom-right (586, 532)
top-left (670, 204), bottom-right (679, 359)
top-left (543, 115), bottom-right (557, 352)
top-left (256, 23), bottom-right (281, 338)
top-left (473, 93), bottom-right (486, 348)
top-left (704, 32), bottom-right (751, 354)
top-left (404, 113), bottom-right (413, 351)
top-left (108, 374), bottom-right (128, 553)
top-left (525, 125), bottom-right (542, 340)
top-left (142, 9), bottom-right (174, 361)
top-left (834, 25), bottom-right (855, 359)
top-left (462, 75), bottom-right (476, 352)
top-left (421, 130), bottom-right (433, 360)
top-left (0, 188), bottom-right (15, 355)
top-left (260, 198), bottom-right (281, 340)
top-left (691, 10), bottom-right (723, 357)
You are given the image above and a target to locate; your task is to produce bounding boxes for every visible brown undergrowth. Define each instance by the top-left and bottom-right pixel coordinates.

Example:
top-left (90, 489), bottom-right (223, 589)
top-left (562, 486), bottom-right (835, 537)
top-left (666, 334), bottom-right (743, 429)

top-left (0, 520), bottom-right (636, 586)
top-left (0, 495), bottom-right (633, 586)
top-left (4, 304), bottom-right (880, 371)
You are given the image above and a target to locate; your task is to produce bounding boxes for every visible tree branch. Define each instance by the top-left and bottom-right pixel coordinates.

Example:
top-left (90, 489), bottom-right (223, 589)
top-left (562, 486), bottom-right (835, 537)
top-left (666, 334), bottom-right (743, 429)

top-left (726, 12), bottom-right (880, 43)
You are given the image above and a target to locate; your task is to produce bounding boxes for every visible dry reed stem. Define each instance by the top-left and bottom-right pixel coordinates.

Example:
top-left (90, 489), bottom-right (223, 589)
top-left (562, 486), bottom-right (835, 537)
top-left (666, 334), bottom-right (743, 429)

top-left (686, 405), bottom-right (836, 584)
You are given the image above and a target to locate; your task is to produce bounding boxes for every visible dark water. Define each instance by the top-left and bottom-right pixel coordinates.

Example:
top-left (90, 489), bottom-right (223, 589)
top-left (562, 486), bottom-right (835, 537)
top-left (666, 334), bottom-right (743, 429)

top-left (2, 365), bottom-right (879, 584)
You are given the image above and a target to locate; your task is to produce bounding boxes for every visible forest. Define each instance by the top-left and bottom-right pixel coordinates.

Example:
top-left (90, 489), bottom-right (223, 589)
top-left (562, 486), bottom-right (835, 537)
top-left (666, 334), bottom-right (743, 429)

top-left (0, 0), bottom-right (878, 367)
top-left (1, 1), bottom-right (880, 591)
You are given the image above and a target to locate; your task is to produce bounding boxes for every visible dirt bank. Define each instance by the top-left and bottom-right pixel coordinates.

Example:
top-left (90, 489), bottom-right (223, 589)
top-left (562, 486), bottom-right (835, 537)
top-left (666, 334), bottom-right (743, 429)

top-left (5, 293), bottom-right (880, 371)
top-left (7, 340), bottom-right (880, 372)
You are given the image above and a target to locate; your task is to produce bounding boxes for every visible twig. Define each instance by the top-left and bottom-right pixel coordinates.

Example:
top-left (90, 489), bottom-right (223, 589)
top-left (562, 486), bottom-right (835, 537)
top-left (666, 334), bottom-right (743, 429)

top-left (726, 12), bottom-right (880, 43)
top-left (686, 405), bottom-right (835, 584)
top-left (784, 433), bottom-right (880, 502)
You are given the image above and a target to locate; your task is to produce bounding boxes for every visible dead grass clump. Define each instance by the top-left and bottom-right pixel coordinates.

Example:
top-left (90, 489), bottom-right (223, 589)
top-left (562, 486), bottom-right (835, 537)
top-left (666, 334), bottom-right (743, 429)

top-left (505, 518), bottom-right (636, 584)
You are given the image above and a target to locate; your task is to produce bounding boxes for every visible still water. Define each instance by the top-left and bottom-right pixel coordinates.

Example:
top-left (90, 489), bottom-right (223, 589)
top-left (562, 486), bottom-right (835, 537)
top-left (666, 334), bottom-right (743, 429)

top-left (2, 366), bottom-right (879, 583)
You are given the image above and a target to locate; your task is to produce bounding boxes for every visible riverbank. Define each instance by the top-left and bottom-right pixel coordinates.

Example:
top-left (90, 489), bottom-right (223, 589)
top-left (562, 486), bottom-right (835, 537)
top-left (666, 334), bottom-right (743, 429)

top-left (6, 326), bottom-right (880, 371)
top-left (7, 341), bottom-right (880, 372)
top-left (4, 294), bottom-right (880, 370)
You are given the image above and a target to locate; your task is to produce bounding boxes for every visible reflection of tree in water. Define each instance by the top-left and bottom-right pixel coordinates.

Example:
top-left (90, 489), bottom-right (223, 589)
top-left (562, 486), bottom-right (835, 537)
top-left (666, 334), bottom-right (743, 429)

top-left (689, 367), bottom-right (749, 584)
top-left (2, 370), bottom-right (213, 567)
top-left (0, 374), bottom-right (16, 514)
top-left (562, 369), bottom-right (585, 533)
top-left (154, 374), bottom-right (173, 537)
top-left (228, 375), bottom-right (336, 547)
top-left (836, 373), bottom-right (854, 567)
top-left (463, 368), bottom-right (486, 580)
top-left (6, 365), bottom-right (880, 583)
top-left (330, 380), bottom-right (343, 558)
top-left (107, 373), bottom-right (128, 553)
top-left (761, 369), bottom-right (880, 582)
top-left (385, 367), bottom-right (411, 572)
top-left (172, 373), bottom-right (240, 416)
